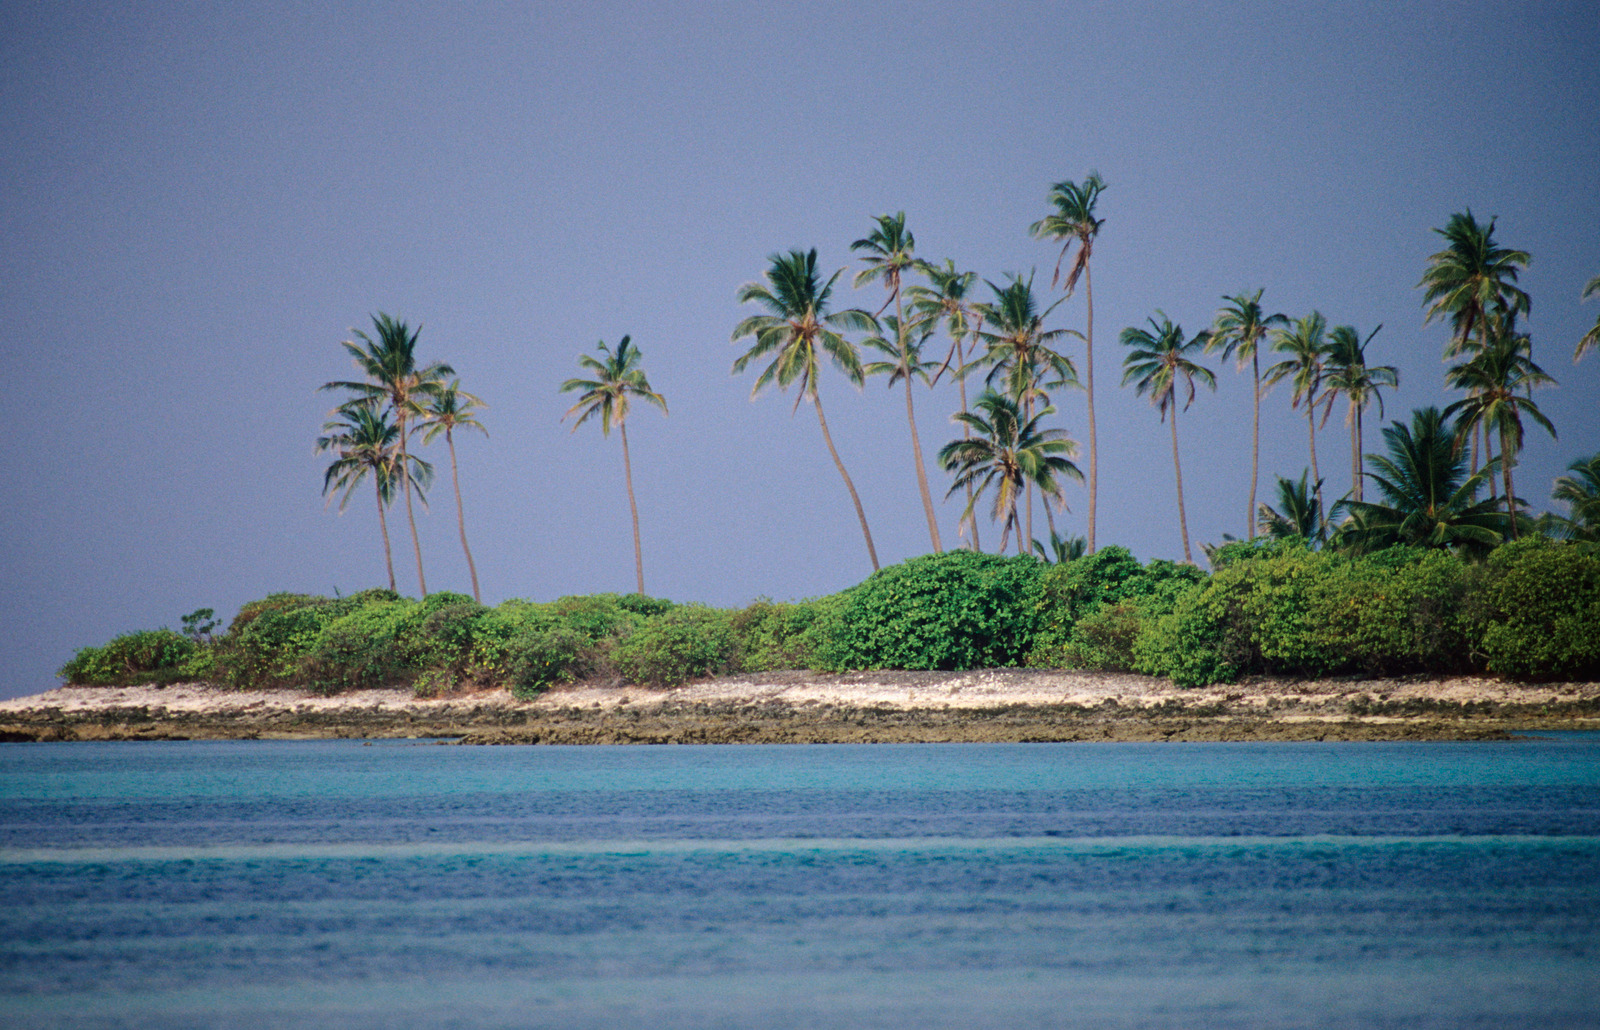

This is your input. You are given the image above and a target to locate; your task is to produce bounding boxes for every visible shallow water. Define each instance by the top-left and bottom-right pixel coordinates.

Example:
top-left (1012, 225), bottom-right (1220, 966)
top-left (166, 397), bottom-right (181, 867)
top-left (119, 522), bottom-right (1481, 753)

top-left (2, 739), bottom-right (1597, 1028)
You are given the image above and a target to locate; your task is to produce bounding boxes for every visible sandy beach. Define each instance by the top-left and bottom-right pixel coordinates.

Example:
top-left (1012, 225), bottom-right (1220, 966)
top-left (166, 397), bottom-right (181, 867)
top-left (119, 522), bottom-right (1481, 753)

top-left (3, 670), bottom-right (1597, 743)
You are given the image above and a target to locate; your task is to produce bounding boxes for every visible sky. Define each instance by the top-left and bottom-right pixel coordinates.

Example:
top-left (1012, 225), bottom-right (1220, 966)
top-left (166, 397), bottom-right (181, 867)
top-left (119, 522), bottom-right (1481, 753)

top-left (1, 1), bottom-right (1597, 700)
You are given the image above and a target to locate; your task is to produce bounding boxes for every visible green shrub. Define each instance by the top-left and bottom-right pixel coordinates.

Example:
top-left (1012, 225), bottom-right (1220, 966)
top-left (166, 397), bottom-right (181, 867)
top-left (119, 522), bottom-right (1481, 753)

top-left (1477, 539), bottom-right (1600, 680)
top-left (297, 599), bottom-right (417, 694)
top-left (614, 605), bottom-right (738, 686)
top-left (1027, 550), bottom-right (1205, 670)
top-left (813, 551), bottom-right (1047, 671)
top-left (58, 629), bottom-right (197, 686)
top-left (729, 599), bottom-right (824, 672)
top-left (503, 624), bottom-right (594, 699)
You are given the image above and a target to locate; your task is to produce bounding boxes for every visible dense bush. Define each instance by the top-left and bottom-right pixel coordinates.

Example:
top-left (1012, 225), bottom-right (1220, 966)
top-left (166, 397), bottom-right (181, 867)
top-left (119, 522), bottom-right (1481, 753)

top-left (729, 598), bottom-right (825, 672)
top-left (812, 551), bottom-right (1047, 671)
top-left (1027, 547), bottom-right (1205, 670)
top-left (59, 629), bottom-right (197, 686)
top-left (613, 605), bottom-right (738, 687)
top-left (1476, 539), bottom-right (1600, 680)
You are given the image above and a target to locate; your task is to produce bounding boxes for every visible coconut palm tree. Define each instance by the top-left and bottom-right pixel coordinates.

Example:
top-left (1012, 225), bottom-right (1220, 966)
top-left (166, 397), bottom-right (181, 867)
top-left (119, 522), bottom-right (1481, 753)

top-left (1121, 313), bottom-right (1216, 563)
top-left (907, 259), bottom-right (983, 549)
top-left (862, 314), bottom-right (947, 550)
top-left (420, 380), bottom-right (488, 603)
top-left (732, 248), bottom-right (880, 571)
top-left (1443, 316), bottom-right (1556, 536)
top-left (561, 336), bottom-right (668, 594)
top-left (938, 389), bottom-right (1081, 555)
top-left (1257, 471), bottom-right (1331, 547)
top-left (853, 213), bottom-right (941, 551)
top-left (1206, 290), bottom-right (1287, 536)
top-left (1265, 312), bottom-right (1333, 512)
top-left (1549, 453), bottom-right (1600, 543)
top-left (315, 404), bottom-right (432, 592)
top-left (1030, 174), bottom-right (1106, 552)
top-left (321, 313), bottom-right (452, 596)
top-left (1340, 407), bottom-right (1505, 555)
top-left (1578, 274), bottom-right (1600, 363)
top-left (1320, 324), bottom-right (1399, 503)
top-left (970, 273), bottom-right (1079, 547)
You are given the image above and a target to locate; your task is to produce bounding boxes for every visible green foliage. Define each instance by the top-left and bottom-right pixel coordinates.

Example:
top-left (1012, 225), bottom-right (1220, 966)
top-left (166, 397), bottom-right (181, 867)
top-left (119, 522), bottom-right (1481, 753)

top-left (813, 552), bottom-right (1047, 671)
top-left (613, 605), bottom-right (738, 687)
top-left (729, 599), bottom-right (824, 673)
top-left (1026, 547), bottom-right (1205, 670)
top-left (298, 599), bottom-right (416, 695)
top-left (1476, 539), bottom-right (1600, 679)
top-left (58, 629), bottom-right (197, 686)
top-left (180, 608), bottom-right (219, 641)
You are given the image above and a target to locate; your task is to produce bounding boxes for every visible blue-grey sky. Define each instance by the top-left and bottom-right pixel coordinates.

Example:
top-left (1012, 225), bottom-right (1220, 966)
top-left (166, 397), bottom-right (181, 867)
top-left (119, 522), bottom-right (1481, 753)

top-left (3, 1), bottom-right (1597, 699)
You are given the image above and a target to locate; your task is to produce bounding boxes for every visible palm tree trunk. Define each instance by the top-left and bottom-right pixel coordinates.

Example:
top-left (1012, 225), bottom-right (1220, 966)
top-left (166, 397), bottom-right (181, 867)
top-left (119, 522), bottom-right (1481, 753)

top-left (1085, 262), bottom-right (1098, 555)
top-left (445, 428), bottom-right (481, 603)
top-left (1355, 406), bottom-right (1365, 503)
top-left (813, 389), bottom-right (879, 572)
top-left (1171, 408), bottom-right (1192, 564)
top-left (1502, 423), bottom-right (1518, 539)
top-left (399, 418), bottom-right (427, 596)
top-left (620, 421), bottom-right (645, 594)
top-left (954, 336), bottom-right (979, 552)
top-left (1248, 353), bottom-right (1261, 539)
top-left (1350, 403), bottom-right (1360, 505)
top-left (374, 478), bottom-right (396, 592)
top-left (898, 290), bottom-right (942, 553)
top-left (1024, 393), bottom-right (1034, 553)
top-left (1307, 405), bottom-right (1322, 514)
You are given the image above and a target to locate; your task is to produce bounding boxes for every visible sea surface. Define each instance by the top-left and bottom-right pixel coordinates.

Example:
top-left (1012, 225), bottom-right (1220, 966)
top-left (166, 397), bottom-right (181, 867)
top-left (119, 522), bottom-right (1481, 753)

top-left (1, 737), bottom-right (1597, 1029)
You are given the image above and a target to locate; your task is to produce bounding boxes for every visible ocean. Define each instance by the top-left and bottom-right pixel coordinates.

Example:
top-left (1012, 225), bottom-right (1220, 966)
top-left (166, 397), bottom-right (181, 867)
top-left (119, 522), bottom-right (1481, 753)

top-left (2, 738), bottom-right (1597, 1028)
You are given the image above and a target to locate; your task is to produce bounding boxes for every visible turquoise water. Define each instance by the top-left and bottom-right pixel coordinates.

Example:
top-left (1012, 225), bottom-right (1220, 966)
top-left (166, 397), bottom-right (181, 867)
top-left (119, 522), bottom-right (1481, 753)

top-left (2, 739), bottom-right (1597, 1028)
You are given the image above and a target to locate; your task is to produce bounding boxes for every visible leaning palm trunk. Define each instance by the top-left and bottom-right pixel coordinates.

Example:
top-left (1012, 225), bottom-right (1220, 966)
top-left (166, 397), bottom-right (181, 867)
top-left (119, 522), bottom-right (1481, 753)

top-left (399, 420), bottom-right (427, 596)
top-left (1249, 353), bottom-right (1261, 537)
top-left (1172, 408), bottom-right (1192, 564)
top-left (897, 293), bottom-right (942, 552)
top-left (620, 421), bottom-right (646, 594)
top-left (1084, 263), bottom-right (1098, 554)
top-left (813, 387), bottom-right (879, 571)
top-left (1306, 405), bottom-right (1321, 515)
top-left (374, 477), bottom-right (396, 592)
top-left (444, 428), bottom-right (481, 603)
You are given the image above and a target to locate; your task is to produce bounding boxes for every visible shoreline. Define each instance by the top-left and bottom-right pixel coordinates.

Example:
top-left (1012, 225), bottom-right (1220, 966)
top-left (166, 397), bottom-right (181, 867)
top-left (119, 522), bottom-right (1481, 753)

top-left (3, 670), bottom-right (1598, 743)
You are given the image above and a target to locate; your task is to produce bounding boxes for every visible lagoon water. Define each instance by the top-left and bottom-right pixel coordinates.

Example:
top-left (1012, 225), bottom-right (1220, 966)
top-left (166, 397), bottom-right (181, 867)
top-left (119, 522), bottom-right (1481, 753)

top-left (2, 739), bottom-right (1597, 1029)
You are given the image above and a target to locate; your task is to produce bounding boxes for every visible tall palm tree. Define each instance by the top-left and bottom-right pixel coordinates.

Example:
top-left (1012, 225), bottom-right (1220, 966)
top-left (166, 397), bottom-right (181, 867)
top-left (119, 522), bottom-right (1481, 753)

top-left (970, 273), bottom-right (1078, 547)
top-left (1265, 312), bottom-right (1333, 512)
top-left (862, 314), bottom-right (947, 550)
top-left (937, 390), bottom-right (1081, 555)
top-left (1030, 173), bottom-right (1106, 552)
top-left (1340, 407), bottom-right (1505, 555)
top-left (1550, 453), bottom-right (1600, 543)
top-left (907, 259), bottom-right (983, 550)
top-left (1320, 324), bottom-right (1399, 503)
top-left (1419, 210), bottom-right (1531, 471)
top-left (1121, 313), bottom-right (1216, 563)
top-left (561, 336), bottom-right (668, 594)
top-left (1206, 290), bottom-right (1287, 536)
top-left (1443, 316), bottom-right (1556, 536)
top-left (732, 248), bottom-right (880, 571)
top-left (1578, 274), bottom-right (1600, 363)
top-left (853, 213), bottom-right (941, 551)
top-left (420, 380), bottom-right (488, 603)
top-left (315, 404), bottom-right (431, 592)
top-left (321, 313), bottom-right (452, 596)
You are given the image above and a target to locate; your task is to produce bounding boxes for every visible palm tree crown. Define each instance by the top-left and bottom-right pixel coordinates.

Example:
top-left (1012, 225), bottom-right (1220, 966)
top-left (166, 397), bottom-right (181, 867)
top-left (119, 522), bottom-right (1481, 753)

top-left (970, 273), bottom-right (1077, 406)
top-left (315, 403), bottom-right (431, 592)
top-left (1265, 311), bottom-right (1334, 509)
top-left (1321, 324), bottom-right (1399, 503)
top-left (1121, 313), bottom-right (1215, 563)
top-left (1578, 274), bottom-right (1600, 363)
top-left (1419, 209), bottom-right (1531, 359)
top-left (1207, 289), bottom-right (1287, 537)
top-left (421, 380), bottom-right (488, 603)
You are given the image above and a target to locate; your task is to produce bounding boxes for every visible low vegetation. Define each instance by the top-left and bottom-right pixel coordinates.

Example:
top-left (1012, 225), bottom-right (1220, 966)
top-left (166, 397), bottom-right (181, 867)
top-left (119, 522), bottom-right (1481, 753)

top-left (59, 538), bottom-right (1600, 695)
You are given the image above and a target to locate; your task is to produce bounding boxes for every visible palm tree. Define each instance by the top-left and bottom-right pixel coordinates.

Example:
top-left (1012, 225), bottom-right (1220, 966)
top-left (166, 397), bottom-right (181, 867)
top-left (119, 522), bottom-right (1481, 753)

top-left (1419, 210), bottom-right (1531, 471)
top-left (321, 313), bottom-right (452, 596)
top-left (315, 404), bottom-right (431, 592)
top-left (907, 259), bottom-right (983, 550)
top-left (1443, 316), bottom-right (1556, 536)
top-left (1340, 407), bottom-right (1505, 555)
top-left (862, 314), bottom-right (948, 550)
top-left (420, 380), bottom-right (488, 603)
top-left (853, 213), bottom-right (941, 551)
top-left (970, 273), bottom-right (1078, 547)
top-left (1320, 324), bottom-right (1399, 503)
top-left (1265, 312), bottom-right (1333, 512)
top-left (1030, 173), bottom-right (1106, 552)
top-left (1206, 290), bottom-right (1287, 536)
top-left (938, 390), bottom-right (1081, 555)
top-left (1257, 471), bottom-right (1331, 547)
top-left (1121, 313), bottom-right (1216, 563)
top-left (1550, 453), bottom-right (1600, 543)
top-left (732, 248), bottom-right (880, 571)
top-left (1578, 274), bottom-right (1600, 363)
top-left (561, 336), bottom-right (668, 594)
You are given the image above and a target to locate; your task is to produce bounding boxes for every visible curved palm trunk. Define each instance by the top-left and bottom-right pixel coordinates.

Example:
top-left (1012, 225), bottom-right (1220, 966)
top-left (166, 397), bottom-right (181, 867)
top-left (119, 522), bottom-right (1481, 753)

top-left (1085, 262), bottom-right (1098, 554)
top-left (813, 388), bottom-right (879, 572)
top-left (620, 421), bottom-right (646, 594)
top-left (1171, 408), bottom-right (1192, 564)
top-left (1248, 353), bottom-right (1261, 539)
top-left (954, 337), bottom-right (980, 552)
top-left (1307, 404), bottom-right (1322, 514)
top-left (897, 291), bottom-right (942, 553)
top-left (445, 428), bottom-right (482, 603)
top-left (374, 478), bottom-right (396, 592)
top-left (398, 419), bottom-right (427, 596)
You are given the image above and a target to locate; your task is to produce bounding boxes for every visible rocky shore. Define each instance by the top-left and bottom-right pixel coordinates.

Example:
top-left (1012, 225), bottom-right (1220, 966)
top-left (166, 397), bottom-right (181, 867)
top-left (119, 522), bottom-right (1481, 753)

top-left (3, 670), bottom-right (1598, 743)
